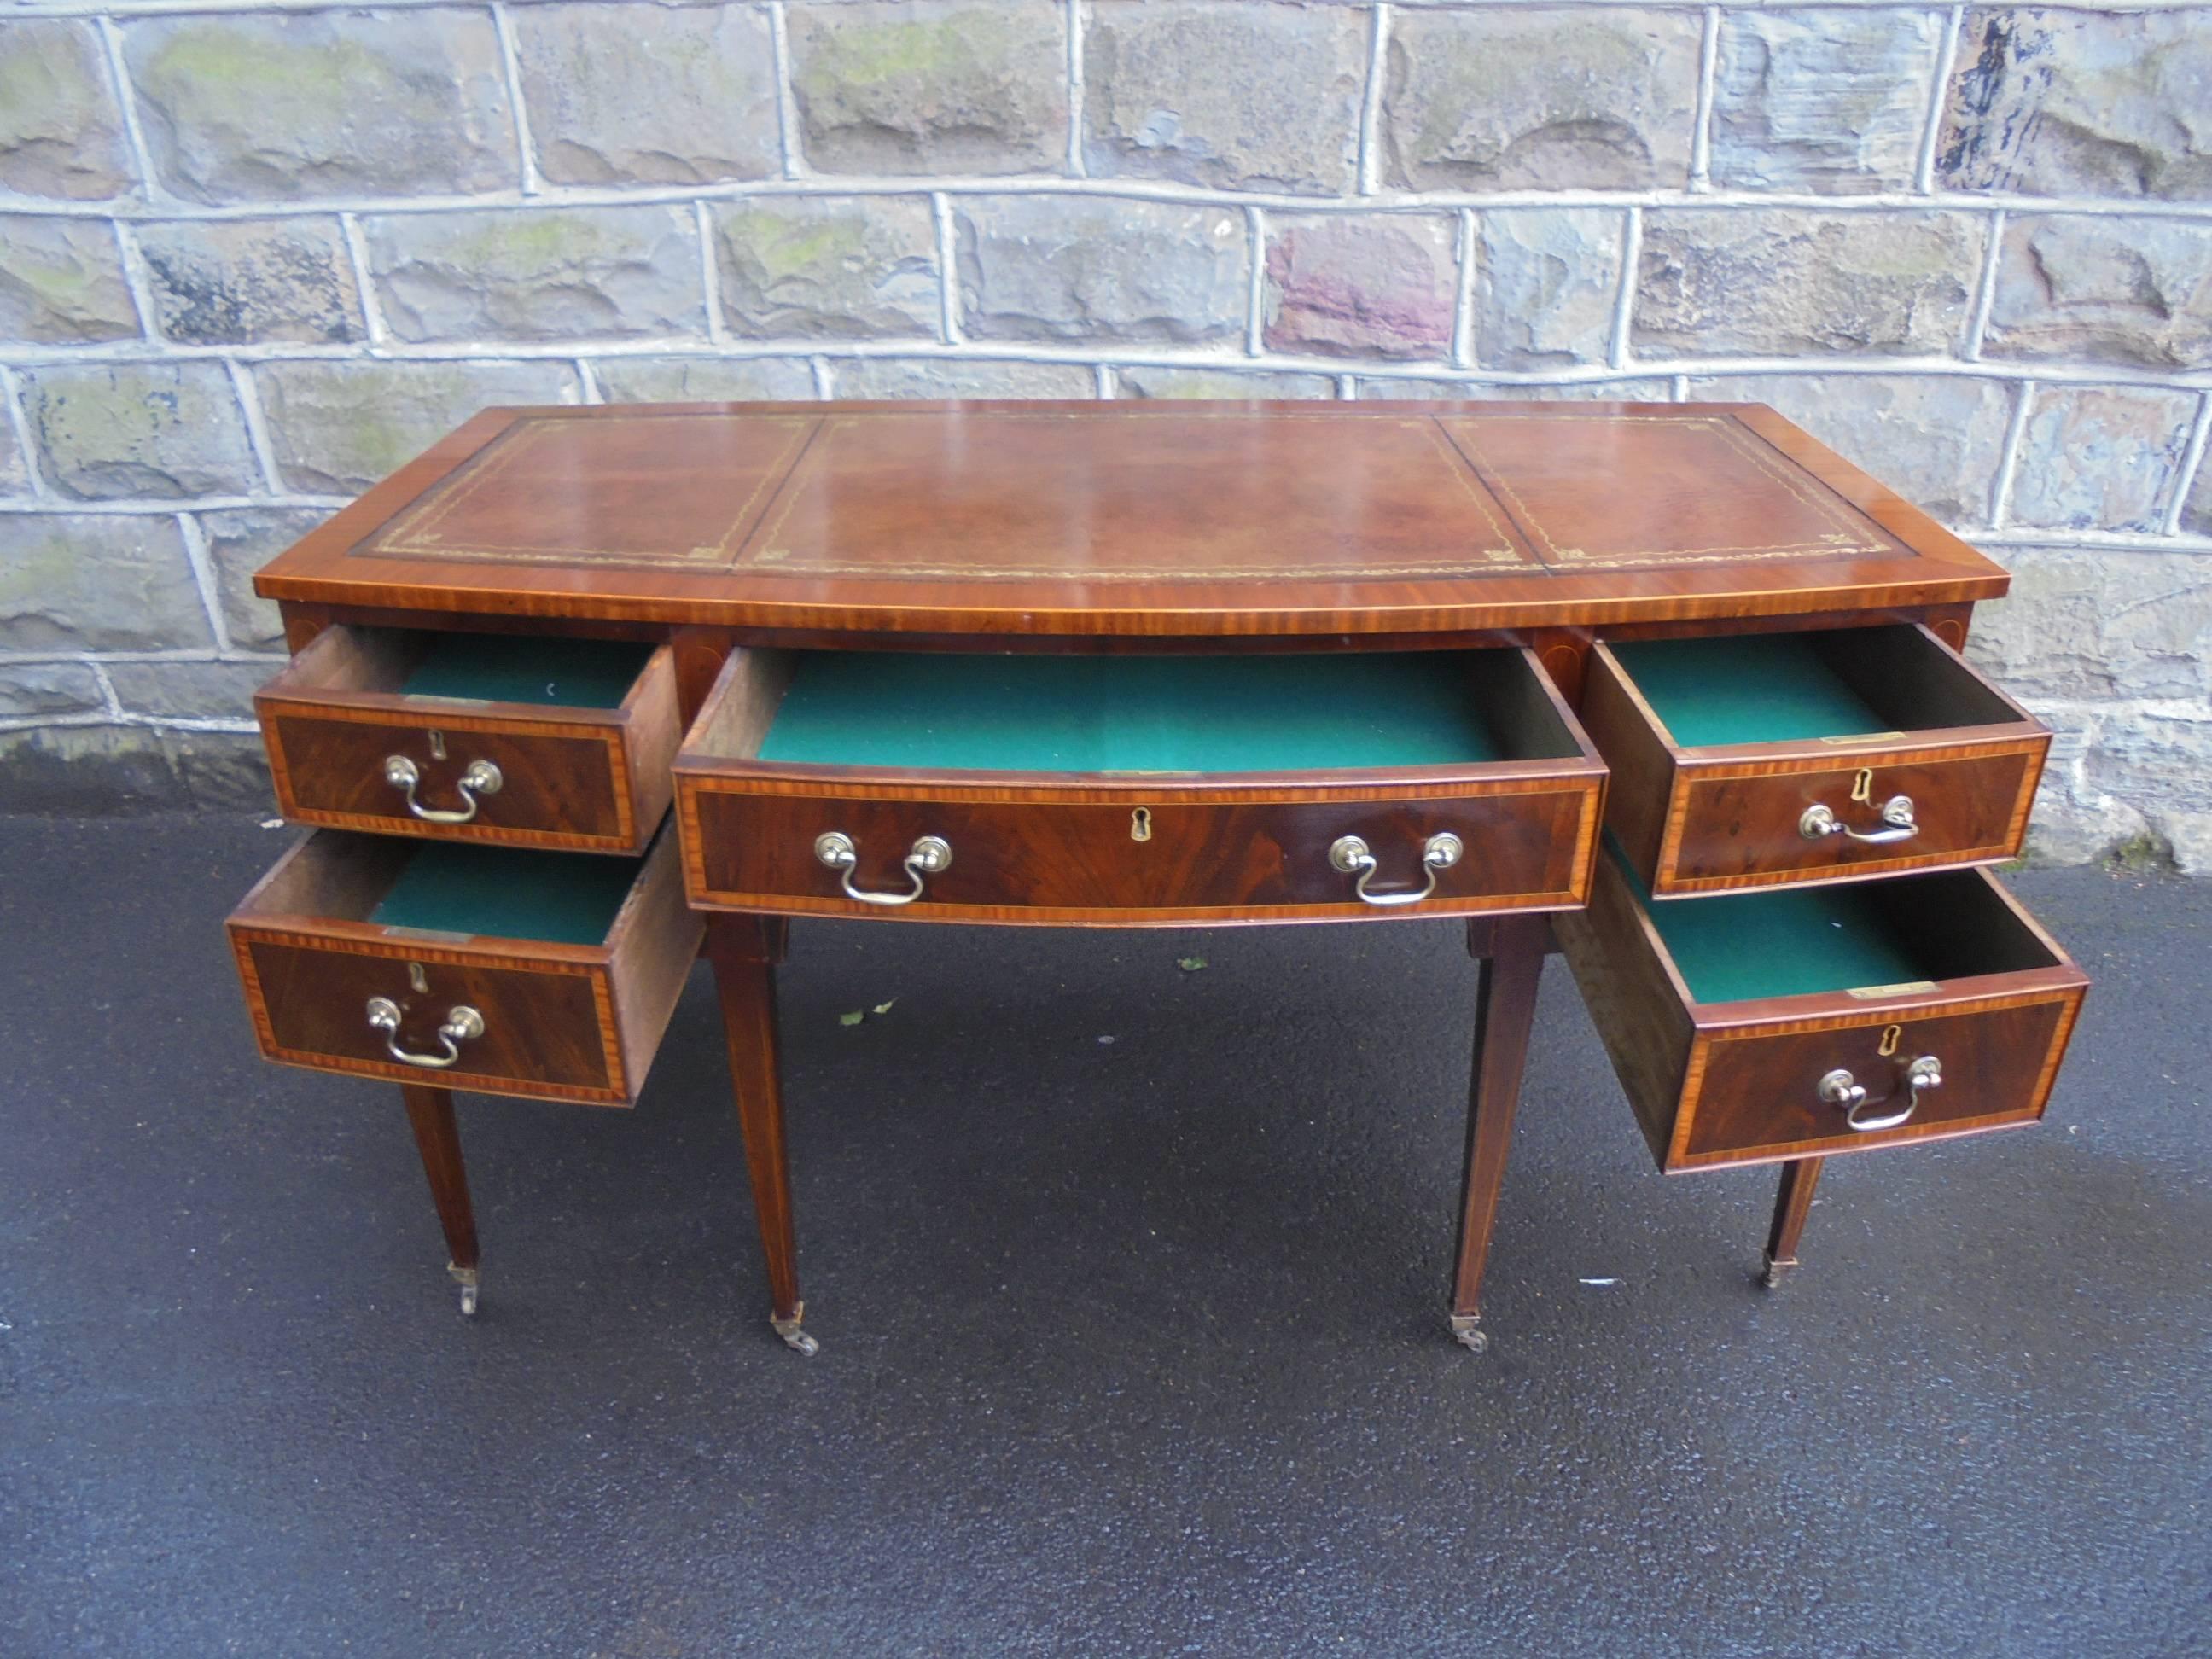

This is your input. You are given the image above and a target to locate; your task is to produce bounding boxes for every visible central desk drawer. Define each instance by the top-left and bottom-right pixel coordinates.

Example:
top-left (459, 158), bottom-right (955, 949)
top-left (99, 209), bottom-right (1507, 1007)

top-left (1559, 851), bottom-right (2087, 1173)
top-left (1580, 624), bottom-right (2049, 896)
top-left (257, 626), bottom-right (681, 853)
top-left (672, 649), bottom-right (1607, 924)
top-left (227, 825), bottom-right (701, 1105)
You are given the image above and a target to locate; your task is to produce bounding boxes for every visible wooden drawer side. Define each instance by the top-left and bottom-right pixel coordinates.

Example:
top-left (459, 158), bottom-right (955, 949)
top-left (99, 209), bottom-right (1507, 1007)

top-left (1555, 861), bottom-right (1697, 1166)
top-left (1578, 643), bottom-right (1676, 884)
top-left (605, 822), bottom-right (707, 1067)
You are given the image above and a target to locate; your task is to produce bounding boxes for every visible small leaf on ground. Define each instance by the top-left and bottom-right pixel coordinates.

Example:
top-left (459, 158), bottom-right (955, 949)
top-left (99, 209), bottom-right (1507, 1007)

top-left (838, 1010), bottom-right (864, 1027)
top-left (872, 999), bottom-right (896, 1015)
top-left (1177, 957), bottom-right (1207, 972)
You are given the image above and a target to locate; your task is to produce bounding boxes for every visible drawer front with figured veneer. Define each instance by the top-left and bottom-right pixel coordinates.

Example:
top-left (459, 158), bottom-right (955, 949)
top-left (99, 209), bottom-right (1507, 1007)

top-left (1559, 850), bottom-right (2087, 1173)
top-left (1580, 625), bottom-right (2048, 896)
top-left (228, 827), bottom-right (701, 1106)
top-left (257, 626), bottom-right (680, 852)
top-left (1685, 996), bottom-right (2077, 1165)
top-left (673, 648), bottom-right (1608, 925)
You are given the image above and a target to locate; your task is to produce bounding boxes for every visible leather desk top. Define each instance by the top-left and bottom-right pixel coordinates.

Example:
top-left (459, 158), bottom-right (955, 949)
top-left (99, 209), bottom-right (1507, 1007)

top-left (254, 401), bottom-right (2009, 641)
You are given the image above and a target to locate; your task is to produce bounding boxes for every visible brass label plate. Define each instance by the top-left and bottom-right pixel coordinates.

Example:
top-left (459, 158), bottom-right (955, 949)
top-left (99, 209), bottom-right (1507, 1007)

top-left (1847, 980), bottom-right (1940, 999)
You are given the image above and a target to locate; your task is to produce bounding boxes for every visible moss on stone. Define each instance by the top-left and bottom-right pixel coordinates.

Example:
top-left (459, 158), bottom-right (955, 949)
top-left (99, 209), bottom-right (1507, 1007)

top-left (8, 247), bottom-right (105, 312)
top-left (0, 527), bottom-right (79, 607)
top-left (809, 14), bottom-right (997, 90)
top-left (449, 214), bottom-right (618, 276)
top-left (2104, 831), bottom-right (2176, 872)
top-left (288, 368), bottom-right (461, 479)
top-left (727, 212), bottom-right (869, 284)
top-left (0, 35), bottom-right (95, 117)
top-left (143, 24), bottom-right (405, 117)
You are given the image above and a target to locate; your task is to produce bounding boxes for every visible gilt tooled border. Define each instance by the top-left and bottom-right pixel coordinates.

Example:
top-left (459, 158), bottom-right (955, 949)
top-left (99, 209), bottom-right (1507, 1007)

top-left (737, 410), bottom-right (1534, 579)
top-left (1442, 411), bottom-right (1894, 569)
top-left (359, 412), bottom-right (817, 569)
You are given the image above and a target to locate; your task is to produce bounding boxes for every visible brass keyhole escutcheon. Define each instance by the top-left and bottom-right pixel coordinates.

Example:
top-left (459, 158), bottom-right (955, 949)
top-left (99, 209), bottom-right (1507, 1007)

top-left (428, 729), bottom-right (448, 761)
top-left (1878, 1023), bottom-right (1901, 1057)
top-left (409, 961), bottom-right (430, 994)
top-left (1851, 767), bottom-right (1875, 805)
top-left (1131, 807), bottom-right (1152, 842)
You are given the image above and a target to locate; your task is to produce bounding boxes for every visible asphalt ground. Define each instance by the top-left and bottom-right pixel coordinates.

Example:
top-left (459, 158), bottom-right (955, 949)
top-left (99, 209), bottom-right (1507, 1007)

top-left (4, 812), bottom-right (2207, 1656)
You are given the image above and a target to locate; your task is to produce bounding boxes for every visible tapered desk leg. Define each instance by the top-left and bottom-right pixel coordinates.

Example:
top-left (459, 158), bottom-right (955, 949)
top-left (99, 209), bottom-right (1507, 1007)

top-left (1449, 913), bottom-right (1551, 1353)
top-left (707, 915), bottom-right (815, 1356)
top-left (400, 1083), bottom-right (480, 1317)
top-left (1761, 1157), bottom-right (1824, 1289)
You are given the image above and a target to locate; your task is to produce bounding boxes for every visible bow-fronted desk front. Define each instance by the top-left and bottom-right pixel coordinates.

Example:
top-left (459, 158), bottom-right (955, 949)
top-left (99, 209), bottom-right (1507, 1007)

top-left (227, 403), bottom-right (2087, 1353)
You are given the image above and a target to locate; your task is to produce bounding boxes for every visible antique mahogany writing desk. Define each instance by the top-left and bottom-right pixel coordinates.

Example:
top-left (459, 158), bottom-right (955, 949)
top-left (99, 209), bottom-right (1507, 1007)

top-left (226, 403), bottom-right (2087, 1353)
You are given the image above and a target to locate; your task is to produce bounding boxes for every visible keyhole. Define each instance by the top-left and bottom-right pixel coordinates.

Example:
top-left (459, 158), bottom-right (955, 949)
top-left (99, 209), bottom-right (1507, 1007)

top-left (1131, 807), bottom-right (1152, 842)
top-left (428, 729), bottom-right (448, 761)
top-left (408, 961), bottom-right (429, 993)
top-left (1878, 1023), bottom-right (1901, 1057)
top-left (1851, 767), bottom-right (1874, 804)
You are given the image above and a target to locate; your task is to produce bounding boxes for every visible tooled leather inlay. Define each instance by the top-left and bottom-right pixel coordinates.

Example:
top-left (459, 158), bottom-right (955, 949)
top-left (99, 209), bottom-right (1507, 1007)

top-left (349, 405), bottom-right (1901, 581)
top-left (1439, 410), bottom-right (1898, 569)
top-left (738, 409), bottom-right (1534, 580)
top-left (359, 411), bottom-right (816, 570)
top-left (353, 406), bottom-right (1540, 580)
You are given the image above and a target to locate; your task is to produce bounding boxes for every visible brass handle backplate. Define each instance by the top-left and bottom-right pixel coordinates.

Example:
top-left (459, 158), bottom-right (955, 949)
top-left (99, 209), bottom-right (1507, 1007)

top-left (385, 754), bottom-right (503, 824)
top-left (814, 830), bottom-right (952, 906)
top-left (366, 996), bottom-right (486, 1069)
top-left (1800, 795), bottom-right (1918, 845)
top-left (1328, 831), bottom-right (1463, 908)
top-left (1819, 1054), bottom-right (1941, 1132)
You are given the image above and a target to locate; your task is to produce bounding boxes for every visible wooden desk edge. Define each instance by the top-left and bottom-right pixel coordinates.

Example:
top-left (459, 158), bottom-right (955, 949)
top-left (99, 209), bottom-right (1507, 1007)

top-left (252, 400), bottom-right (2013, 641)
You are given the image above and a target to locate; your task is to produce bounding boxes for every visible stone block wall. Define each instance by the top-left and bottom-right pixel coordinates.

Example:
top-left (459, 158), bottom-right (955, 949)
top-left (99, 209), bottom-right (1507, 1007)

top-left (0, 0), bottom-right (2207, 864)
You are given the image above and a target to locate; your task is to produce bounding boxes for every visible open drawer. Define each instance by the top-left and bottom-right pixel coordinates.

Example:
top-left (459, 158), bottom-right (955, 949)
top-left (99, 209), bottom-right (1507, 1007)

top-left (1558, 846), bottom-right (2087, 1172)
top-left (257, 626), bottom-right (681, 852)
top-left (227, 824), bottom-right (702, 1105)
top-left (1580, 624), bottom-right (2049, 895)
top-left (672, 649), bottom-right (1608, 925)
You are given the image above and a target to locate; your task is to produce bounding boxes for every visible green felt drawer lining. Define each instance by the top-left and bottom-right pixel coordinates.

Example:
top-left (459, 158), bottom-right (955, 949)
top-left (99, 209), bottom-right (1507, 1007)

top-left (400, 633), bottom-right (655, 710)
top-left (1616, 840), bottom-right (1932, 1004)
top-left (756, 652), bottom-right (1527, 774)
top-left (371, 840), bottom-right (643, 946)
top-left (1610, 633), bottom-right (1889, 748)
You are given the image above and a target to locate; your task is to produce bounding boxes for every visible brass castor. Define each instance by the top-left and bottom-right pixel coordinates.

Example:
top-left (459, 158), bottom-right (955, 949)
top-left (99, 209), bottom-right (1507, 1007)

top-left (771, 1301), bottom-right (818, 1357)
